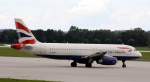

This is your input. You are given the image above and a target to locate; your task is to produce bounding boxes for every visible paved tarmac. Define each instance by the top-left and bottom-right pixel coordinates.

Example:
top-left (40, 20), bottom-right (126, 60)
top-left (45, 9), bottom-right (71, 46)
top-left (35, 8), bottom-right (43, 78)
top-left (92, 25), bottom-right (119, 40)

top-left (0, 57), bottom-right (150, 82)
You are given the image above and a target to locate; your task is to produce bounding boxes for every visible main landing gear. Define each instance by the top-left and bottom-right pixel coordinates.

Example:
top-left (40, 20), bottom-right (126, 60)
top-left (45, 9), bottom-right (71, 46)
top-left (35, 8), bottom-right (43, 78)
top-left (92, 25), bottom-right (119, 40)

top-left (71, 61), bottom-right (77, 67)
top-left (85, 63), bottom-right (92, 68)
top-left (71, 61), bottom-right (92, 68)
top-left (122, 60), bottom-right (126, 68)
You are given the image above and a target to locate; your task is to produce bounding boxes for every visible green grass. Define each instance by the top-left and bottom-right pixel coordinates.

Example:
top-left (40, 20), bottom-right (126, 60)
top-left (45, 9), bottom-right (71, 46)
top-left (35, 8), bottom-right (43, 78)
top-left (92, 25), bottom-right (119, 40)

top-left (0, 47), bottom-right (35, 57)
top-left (136, 47), bottom-right (150, 51)
top-left (0, 78), bottom-right (57, 82)
top-left (135, 47), bottom-right (150, 61)
top-left (0, 44), bottom-right (4, 46)
top-left (140, 52), bottom-right (150, 61)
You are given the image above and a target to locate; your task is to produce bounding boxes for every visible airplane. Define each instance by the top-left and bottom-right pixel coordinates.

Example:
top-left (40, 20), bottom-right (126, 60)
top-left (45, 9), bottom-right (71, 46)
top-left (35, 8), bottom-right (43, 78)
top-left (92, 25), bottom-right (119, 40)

top-left (9, 18), bottom-right (142, 68)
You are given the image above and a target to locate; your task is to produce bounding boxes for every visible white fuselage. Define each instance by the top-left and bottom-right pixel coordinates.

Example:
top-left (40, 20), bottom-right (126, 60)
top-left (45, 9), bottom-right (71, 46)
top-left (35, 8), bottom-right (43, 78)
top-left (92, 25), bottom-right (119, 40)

top-left (22, 43), bottom-right (142, 59)
top-left (13, 18), bottom-right (142, 67)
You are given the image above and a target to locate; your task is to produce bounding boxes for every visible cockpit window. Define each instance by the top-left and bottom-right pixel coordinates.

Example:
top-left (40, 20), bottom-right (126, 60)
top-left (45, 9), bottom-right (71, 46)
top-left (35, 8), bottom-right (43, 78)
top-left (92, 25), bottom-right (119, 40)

top-left (129, 47), bottom-right (137, 52)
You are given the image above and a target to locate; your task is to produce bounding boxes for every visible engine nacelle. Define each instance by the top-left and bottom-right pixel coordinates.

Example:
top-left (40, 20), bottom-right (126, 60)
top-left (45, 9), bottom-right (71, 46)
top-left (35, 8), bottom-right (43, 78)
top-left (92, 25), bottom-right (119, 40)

top-left (96, 56), bottom-right (117, 65)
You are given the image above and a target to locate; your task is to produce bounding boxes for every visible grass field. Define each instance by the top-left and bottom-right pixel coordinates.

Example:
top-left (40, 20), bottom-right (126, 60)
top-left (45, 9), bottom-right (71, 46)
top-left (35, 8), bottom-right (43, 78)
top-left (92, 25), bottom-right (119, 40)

top-left (136, 47), bottom-right (150, 51)
top-left (140, 52), bottom-right (150, 61)
top-left (0, 47), bottom-right (35, 57)
top-left (136, 47), bottom-right (150, 61)
top-left (0, 47), bottom-right (150, 61)
top-left (0, 78), bottom-right (56, 82)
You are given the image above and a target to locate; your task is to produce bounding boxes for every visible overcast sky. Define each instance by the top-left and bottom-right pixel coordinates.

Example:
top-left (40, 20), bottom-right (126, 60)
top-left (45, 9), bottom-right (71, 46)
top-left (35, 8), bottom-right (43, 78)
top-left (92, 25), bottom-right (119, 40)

top-left (0, 0), bottom-right (150, 31)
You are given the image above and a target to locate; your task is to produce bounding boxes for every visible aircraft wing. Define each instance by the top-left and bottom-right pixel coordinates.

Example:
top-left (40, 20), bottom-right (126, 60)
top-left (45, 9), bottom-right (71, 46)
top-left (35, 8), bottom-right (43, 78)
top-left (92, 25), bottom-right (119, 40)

top-left (83, 52), bottom-right (107, 60)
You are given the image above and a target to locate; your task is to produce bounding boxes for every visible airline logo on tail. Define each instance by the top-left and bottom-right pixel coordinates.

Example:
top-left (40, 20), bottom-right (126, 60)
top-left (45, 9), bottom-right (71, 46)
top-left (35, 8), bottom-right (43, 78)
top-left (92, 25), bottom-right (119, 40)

top-left (15, 19), bottom-right (38, 44)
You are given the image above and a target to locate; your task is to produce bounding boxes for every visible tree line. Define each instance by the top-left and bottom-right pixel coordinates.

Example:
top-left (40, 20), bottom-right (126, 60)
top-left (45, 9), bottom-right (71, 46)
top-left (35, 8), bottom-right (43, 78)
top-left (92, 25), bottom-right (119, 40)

top-left (0, 26), bottom-right (150, 47)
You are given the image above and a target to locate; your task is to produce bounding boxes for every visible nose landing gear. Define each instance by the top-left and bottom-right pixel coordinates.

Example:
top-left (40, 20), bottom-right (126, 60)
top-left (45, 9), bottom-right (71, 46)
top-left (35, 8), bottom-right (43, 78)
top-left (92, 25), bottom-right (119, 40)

top-left (122, 60), bottom-right (126, 68)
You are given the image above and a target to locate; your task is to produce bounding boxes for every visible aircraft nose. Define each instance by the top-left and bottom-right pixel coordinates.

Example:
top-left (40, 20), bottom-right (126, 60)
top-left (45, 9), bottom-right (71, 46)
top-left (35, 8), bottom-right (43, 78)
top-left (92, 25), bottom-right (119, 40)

top-left (136, 51), bottom-right (142, 57)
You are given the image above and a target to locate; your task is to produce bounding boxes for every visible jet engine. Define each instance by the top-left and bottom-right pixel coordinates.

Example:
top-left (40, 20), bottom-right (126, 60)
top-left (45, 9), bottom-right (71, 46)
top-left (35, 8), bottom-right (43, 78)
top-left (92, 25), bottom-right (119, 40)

top-left (96, 56), bottom-right (117, 65)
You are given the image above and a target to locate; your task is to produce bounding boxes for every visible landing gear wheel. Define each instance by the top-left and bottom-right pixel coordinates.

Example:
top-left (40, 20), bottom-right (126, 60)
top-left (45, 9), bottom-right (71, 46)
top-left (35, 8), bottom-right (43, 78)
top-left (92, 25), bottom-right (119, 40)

top-left (122, 60), bottom-right (126, 68)
top-left (85, 63), bottom-right (92, 68)
top-left (71, 61), bottom-right (77, 67)
top-left (122, 64), bottom-right (126, 68)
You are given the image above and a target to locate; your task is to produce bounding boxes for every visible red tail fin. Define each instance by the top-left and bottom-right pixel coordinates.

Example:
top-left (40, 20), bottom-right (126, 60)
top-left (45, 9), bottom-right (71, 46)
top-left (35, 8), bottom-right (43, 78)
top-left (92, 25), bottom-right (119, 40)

top-left (15, 18), bottom-right (39, 44)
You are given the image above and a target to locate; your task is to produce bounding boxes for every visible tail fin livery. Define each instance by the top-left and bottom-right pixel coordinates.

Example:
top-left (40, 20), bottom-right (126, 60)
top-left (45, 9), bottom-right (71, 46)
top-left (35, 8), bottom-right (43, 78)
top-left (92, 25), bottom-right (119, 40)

top-left (15, 18), bottom-right (39, 44)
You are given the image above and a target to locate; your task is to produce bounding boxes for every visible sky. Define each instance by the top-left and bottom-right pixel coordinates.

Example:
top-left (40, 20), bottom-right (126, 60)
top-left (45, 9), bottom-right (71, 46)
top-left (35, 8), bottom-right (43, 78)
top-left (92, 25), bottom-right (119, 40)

top-left (0, 0), bottom-right (150, 31)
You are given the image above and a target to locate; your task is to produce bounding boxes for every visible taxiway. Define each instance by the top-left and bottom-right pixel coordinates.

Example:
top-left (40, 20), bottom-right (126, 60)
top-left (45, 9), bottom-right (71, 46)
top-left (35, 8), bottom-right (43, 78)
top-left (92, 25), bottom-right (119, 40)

top-left (0, 57), bottom-right (149, 82)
